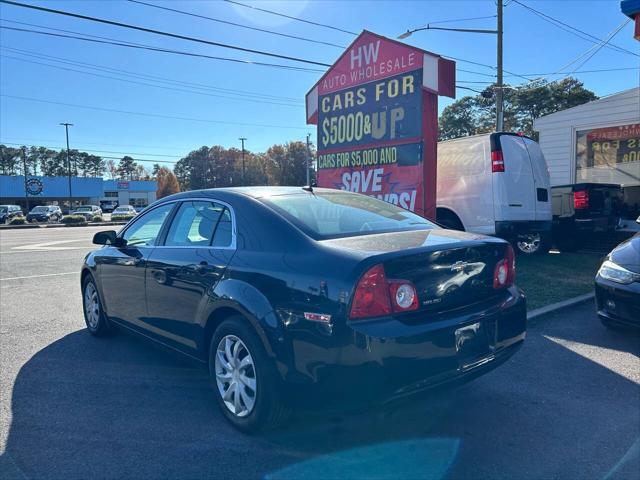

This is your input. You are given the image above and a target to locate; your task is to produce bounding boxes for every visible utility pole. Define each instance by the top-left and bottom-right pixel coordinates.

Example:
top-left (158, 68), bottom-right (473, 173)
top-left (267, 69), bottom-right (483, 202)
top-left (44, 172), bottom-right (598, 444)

top-left (239, 137), bottom-right (247, 185)
top-left (496, 0), bottom-right (504, 132)
top-left (60, 123), bottom-right (74, 213)
top-left (21, 146), bottom-right (30, 213)
top-left (305, 133), bottom-right (311, 186)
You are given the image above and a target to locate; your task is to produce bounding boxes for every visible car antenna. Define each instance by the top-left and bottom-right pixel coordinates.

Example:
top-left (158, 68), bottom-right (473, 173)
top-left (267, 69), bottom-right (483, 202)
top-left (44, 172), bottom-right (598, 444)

top-left (302, 182), bottom-right (317, 193)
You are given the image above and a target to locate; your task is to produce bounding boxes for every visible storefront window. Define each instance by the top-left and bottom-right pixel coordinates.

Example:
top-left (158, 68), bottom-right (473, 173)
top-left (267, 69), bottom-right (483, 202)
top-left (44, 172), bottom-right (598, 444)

top-left (575, 123), bottom-right (640, 186)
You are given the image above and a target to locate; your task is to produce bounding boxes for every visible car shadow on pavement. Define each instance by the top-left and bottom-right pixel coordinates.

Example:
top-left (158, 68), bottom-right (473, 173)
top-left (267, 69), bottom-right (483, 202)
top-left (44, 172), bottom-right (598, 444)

top-left (1, 318), bottom-right (639, 480)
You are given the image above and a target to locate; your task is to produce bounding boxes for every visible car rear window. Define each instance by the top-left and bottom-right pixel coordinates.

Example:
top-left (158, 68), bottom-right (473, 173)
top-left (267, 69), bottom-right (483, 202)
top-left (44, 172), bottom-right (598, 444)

top-left (261, 191), bottom-right (436, 240)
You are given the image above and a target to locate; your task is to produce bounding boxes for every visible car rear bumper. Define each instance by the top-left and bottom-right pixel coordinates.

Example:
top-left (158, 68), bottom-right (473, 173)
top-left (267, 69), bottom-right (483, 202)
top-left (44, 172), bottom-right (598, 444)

top-left (280, 287), bottom-right (526, 404)
top-left (495, 220), bottom-right (552, 239)
top-left (595, 277), bottom-right (640, 328)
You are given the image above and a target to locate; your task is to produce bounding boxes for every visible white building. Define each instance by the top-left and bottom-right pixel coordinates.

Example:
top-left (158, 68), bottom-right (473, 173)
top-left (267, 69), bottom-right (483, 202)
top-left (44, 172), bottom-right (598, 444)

top-left (533, 88), bottom-right (640, 215)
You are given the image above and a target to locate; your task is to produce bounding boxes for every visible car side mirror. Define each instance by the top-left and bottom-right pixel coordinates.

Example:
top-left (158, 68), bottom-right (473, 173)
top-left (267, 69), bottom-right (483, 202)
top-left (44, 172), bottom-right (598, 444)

top-left (93, 230), bottom-right (126, 247)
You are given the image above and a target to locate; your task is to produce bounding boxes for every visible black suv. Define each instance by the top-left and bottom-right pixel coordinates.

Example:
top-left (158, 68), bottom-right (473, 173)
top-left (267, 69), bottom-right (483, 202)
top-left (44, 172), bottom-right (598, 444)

top-left (0, 205), bottom-right (23, 224)
top-left (26, 205), bottom-right (63, 223)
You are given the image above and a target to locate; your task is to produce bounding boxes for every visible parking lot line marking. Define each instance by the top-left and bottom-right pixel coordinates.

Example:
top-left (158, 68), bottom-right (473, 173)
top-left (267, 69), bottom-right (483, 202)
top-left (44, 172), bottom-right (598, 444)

top-left (0, 272), bottom-right (78, 281)
top-left (12, 239), bottom-right (91, 251)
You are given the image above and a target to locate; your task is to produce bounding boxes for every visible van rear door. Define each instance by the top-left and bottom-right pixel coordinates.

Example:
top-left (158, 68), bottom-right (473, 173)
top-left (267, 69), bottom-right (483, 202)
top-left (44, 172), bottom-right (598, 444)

top-left (492, 134), bottom-right (536, 222)
top-left (521, 136), bottom-right (552, 222)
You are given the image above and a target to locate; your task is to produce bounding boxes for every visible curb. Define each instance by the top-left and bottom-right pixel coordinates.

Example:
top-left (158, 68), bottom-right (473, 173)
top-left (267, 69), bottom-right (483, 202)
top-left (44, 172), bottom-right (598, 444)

top-left (527, 292), bottom-right (595, 320)
top-left (0, 221), bottom-right (126, 230)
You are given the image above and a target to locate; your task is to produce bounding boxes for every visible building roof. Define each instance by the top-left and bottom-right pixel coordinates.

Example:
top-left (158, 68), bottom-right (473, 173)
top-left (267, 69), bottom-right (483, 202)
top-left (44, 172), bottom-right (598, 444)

top-left (533, 87), bottom-right (640, 129)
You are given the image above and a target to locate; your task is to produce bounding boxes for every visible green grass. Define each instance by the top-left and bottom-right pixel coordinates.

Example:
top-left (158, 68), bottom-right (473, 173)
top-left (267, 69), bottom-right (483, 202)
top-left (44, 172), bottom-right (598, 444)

top-left (516, 251), bottom-right (604, 311)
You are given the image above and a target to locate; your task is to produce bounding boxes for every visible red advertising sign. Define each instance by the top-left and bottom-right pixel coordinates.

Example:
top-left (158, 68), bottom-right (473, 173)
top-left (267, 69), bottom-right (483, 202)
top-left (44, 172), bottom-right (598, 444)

top-left (306, 31), bottom-right (455, 219)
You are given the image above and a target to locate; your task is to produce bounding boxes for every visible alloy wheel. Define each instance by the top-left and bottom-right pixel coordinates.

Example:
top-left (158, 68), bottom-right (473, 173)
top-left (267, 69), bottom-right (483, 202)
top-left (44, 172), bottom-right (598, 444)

top-left (214, 335), bottom-right (257, 417)
top-left (84, 282), bottom-right (100, 330)
top-left (516, 233), bottom-right (541, 254)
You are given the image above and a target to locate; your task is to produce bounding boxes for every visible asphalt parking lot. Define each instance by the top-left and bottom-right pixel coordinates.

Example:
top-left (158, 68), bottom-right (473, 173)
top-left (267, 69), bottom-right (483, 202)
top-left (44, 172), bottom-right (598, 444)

top-left (1, 226), bottom-right (639, 480)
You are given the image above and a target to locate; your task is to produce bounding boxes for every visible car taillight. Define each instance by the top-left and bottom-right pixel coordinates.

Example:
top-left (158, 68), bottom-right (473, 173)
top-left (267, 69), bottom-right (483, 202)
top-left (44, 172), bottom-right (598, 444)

top-left (350, 264), bottom-right (419, 320)
top-left (491, 150), bottom-right (505, 172)
top-left (388, 281), bottom-right (419, 313)
top-left (493, 245), bottom-right (515, 289)
top-left (574, 190), bottom-right (589, 210)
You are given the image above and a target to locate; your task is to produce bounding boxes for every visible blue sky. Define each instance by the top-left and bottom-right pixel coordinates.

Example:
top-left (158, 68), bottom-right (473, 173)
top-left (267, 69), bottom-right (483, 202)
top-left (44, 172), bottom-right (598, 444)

top-left (0, 0), bottom-right (638, 168)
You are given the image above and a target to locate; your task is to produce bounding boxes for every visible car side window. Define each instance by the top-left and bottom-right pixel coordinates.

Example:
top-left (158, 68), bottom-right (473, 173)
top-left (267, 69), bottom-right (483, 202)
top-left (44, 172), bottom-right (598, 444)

top-left (122, 203), bottom-right (174, 247)
top-left (212, 207), bottom-right (233, 248)
top-left (165, 201), bottom-right (222, 247)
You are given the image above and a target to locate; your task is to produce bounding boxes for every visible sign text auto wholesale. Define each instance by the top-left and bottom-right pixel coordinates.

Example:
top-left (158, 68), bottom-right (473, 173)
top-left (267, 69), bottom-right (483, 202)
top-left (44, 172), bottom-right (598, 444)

top-left (306, 31), bottom-right (456, 218)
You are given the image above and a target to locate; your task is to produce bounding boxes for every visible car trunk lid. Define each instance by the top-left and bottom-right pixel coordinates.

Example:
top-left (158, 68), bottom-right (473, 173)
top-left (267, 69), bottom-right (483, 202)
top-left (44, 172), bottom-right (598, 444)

top-left (322, 229), bottom-right (508, 314)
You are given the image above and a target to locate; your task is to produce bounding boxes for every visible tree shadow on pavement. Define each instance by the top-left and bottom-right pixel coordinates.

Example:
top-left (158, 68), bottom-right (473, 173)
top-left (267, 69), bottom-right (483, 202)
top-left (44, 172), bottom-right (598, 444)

top-left (1, 313), bottom-right (639, 480)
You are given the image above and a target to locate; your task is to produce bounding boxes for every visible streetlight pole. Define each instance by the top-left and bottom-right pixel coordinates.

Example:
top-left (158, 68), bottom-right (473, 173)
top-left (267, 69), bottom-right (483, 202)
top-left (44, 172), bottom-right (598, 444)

top-left (21, 146), bottom-right (30, 213)
top-left (398, 3), bottom-right (503, 131)
top-left (238, 137), bottom-right (247, 185)
top-left (60, 123), bottom-right (73, 213)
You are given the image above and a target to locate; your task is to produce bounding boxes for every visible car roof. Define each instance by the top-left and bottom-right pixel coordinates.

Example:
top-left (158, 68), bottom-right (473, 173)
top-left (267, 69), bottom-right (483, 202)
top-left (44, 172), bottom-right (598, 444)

top-left (173, 186), bottom-right (342, 200)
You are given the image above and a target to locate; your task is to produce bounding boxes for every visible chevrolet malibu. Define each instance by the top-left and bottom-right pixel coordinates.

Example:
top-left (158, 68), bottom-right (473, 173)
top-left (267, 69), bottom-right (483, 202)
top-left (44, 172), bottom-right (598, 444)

top-left (82, 187), bottom-right (526, 431)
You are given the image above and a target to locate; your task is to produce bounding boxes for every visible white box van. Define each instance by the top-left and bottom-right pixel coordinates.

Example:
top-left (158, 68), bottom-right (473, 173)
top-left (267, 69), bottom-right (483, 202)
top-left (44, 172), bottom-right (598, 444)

top-left (436, 132), bottom-right (552, 254)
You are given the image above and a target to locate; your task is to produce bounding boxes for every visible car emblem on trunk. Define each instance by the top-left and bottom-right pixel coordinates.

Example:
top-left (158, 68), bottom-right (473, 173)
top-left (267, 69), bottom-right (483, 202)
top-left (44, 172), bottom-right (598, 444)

top-left (450, 261), bottom-right (467, 273)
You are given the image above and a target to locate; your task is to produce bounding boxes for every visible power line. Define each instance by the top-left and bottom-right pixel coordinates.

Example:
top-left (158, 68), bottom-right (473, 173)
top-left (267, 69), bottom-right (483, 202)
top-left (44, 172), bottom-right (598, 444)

top-left (1, 94), bottom-right (309, 130)
top-left (1, 44), bottom-right (303, 102)
top-left (0, 54), bottom-right (305, 107)
top-left (0, 0), bottom-right (332, 67)
top-left (559, 20), bottom-right (632, 81)
top-left (505, 66), bottom-right (639, 76)
top-left (222, 0), bottom-right (358, 36)
top-left (1, 136), bottom-right (198, 151)
top-left (512, 0), bottom-right (639, 58)
top-left (0, 141), bottom-right (183, 158)
top-left (0, 25), bottom-right (324, 73)
top-left (127, 0), bottom-right (345, 49)
top-left (413, 15), bottom-right (497, 27)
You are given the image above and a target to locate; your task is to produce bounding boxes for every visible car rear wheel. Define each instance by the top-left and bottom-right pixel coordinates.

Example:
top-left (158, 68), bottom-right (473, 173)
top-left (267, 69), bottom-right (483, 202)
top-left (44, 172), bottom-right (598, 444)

top-left (209, 316), bottom-right (289, 432)
top-left (82, 276), bottom-right (112, 336)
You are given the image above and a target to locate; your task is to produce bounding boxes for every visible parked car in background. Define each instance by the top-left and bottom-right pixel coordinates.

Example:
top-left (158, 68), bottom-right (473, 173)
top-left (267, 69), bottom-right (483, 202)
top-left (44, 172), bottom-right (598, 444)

top-left (112, 205), bottom-right (137, 216)
top-left (83, 187), bottom-right (526, 432)
top-left (72, 205), bottom-right (103, 220)
top-left (551, 183), bottom-right (623, 252)
top-left (0, 205), bottom-right (23, 224)
top-left (100, 201), bottom-right (118, 213)
top-left (595, 217), bottom-right (640, 330)
top-left (26, 205), bottom-right (63, 223)
top-left (437, 132), bottom-right (552, 255)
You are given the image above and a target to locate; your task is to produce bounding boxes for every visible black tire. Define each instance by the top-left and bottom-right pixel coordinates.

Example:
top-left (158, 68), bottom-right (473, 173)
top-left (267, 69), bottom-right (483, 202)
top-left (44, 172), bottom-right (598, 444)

top-left (436, 211), bottom-right (464, 231)
top-left (209, 316), bottom-right (289, 432)
top-left (81, 275), bottom-right (112, 336)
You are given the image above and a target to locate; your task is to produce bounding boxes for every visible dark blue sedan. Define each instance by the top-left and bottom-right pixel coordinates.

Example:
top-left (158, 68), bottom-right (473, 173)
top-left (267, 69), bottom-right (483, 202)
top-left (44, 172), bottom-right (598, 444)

top-left (82, 187), bottom-right (526, 431)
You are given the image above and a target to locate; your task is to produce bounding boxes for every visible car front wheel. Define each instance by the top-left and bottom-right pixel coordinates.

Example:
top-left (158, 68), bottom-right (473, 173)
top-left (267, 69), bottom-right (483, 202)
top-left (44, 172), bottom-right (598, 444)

top-left (209, 316), bottom-right (289, 432)
top-left (82, 276), bottom-right (111, 336)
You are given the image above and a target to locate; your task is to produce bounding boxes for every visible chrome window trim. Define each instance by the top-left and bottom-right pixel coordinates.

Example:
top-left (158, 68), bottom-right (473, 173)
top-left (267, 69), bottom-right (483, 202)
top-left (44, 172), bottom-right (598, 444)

top-left (120, 197), bottom-right (237, 250)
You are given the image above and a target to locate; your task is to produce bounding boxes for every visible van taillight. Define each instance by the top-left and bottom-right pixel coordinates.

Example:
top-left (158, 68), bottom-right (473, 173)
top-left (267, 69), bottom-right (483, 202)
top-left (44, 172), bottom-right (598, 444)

top-left (350, 264), bottom-right (419, 320)
top-left (491, 150), bottom-right (505, 172)
top-left (574, 190), bottom-right (589, 210)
